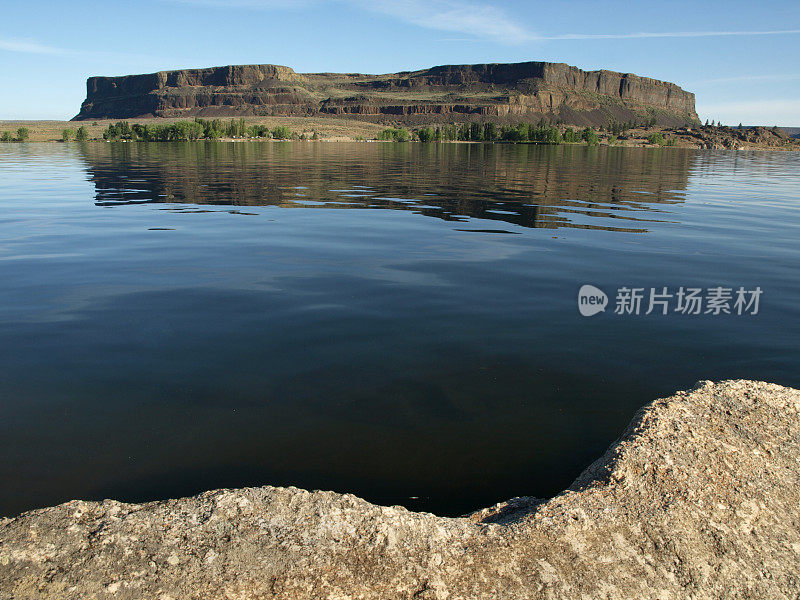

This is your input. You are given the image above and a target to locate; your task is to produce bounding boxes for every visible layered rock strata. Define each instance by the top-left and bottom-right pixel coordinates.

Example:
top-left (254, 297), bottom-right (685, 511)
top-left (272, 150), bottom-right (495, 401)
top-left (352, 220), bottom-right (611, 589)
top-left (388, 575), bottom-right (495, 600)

top-left (74, 62), bottom-right (698, 126)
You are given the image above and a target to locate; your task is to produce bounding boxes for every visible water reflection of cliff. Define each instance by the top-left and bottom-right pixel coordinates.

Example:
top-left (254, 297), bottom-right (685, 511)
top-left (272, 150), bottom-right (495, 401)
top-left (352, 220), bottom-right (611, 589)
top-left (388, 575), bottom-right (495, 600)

top-left (78, 142), bottom-right (692, 233)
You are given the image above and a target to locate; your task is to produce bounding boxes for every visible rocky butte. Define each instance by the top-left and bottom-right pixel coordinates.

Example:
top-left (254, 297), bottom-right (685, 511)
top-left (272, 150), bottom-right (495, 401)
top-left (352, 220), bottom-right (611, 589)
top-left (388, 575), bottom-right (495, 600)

top-left (73, 61), bottom-right (698, 127)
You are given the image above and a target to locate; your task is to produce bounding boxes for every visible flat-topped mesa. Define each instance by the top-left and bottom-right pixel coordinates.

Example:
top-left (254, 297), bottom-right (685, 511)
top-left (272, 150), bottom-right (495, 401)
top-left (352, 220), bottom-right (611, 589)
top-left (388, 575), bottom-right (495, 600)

top-left (73, 61), bottom-right (698, 126)
top-left (86, 64), bottom-right (304, 97)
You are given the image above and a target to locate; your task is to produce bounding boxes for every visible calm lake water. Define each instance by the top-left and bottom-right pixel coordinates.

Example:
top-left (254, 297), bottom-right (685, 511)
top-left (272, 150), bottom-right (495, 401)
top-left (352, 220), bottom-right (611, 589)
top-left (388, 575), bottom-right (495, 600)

top-left (1, 142), bottom-right (799, 517)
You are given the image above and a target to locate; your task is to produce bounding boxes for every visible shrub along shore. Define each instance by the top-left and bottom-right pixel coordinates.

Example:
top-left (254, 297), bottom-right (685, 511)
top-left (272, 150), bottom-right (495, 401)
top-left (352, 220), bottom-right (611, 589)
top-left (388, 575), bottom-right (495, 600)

top-left (98, 119), bottom-right (316, 142)
top-left (1, 118), bottom-right (795, 150)
top-left (93, 118), bottom-right (651, 145)
top-left (84, 118), bottom-right (673, 146)
top-left (0, 118), bottom-right (668, 146)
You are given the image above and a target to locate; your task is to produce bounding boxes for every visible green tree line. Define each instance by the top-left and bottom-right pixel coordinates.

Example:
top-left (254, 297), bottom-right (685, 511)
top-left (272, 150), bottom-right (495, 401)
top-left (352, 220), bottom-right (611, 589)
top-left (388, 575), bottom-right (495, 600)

top-left (403, 123), bottom-right (603, 145)
top-left (3, 119), bottom-right (678, 145)
top-left (101, 119), bottom-right (316, 142)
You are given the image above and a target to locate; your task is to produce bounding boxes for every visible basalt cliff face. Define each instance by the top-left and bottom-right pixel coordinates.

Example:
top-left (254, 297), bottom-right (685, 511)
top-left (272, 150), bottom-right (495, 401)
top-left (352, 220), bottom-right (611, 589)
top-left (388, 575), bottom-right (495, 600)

top-left (74, 62), bottom-right (698, 126)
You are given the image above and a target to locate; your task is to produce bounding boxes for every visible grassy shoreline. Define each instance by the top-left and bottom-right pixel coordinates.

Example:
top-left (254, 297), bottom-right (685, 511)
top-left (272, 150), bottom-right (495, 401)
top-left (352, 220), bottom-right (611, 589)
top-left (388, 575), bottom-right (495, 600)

top-left (1, 117), bottom-right (796, 150)
top-left (0, 117), bottom-right (386, 143)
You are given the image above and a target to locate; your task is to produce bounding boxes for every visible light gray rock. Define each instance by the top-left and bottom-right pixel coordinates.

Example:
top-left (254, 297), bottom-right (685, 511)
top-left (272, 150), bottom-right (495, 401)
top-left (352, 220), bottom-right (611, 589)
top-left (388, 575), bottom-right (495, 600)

top-left (2, 380), bottom-right (799, 599)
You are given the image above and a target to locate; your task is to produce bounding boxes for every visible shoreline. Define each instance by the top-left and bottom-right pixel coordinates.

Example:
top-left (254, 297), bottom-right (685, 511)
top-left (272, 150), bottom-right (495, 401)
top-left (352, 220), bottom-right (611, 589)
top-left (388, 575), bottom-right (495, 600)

top-left (2, 379), bottom-right (799, 598)
top-left (2, 118), bottom-right (797, 150)
top-left (3, 137), bottom-right (798, 152)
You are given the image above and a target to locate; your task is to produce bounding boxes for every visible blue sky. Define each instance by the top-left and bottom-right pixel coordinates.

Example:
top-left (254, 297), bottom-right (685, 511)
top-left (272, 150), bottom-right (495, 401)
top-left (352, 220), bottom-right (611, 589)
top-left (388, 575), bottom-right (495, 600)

top-left (1, 0), bottom-right (799, 124)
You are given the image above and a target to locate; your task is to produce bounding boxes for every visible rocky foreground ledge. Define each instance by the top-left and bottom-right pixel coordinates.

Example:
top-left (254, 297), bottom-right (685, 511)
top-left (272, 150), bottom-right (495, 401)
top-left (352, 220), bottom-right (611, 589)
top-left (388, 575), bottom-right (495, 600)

top-left (2, 380), bottom-right (799, 599)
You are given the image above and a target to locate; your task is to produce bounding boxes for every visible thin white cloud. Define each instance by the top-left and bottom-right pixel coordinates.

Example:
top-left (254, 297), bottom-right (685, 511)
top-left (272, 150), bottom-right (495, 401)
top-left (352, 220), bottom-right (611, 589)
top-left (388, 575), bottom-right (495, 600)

top-left (170, 0), bottom-right (532, 43)
top-left (0, 37), bottom-right (72, 55)
top-left (165, 1), bottom-right (800, 45)
top-left (0, 35), bottom-right (182, 67)
top-left (357, 0), bottom-right (531, 44)
top-left (537, 29), bottom-right (800, 41)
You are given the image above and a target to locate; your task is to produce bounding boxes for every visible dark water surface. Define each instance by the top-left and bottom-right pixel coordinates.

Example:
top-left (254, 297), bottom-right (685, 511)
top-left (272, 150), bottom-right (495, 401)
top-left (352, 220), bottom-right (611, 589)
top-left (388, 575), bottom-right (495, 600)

top-left (1, 142), bottom-right (798, 517)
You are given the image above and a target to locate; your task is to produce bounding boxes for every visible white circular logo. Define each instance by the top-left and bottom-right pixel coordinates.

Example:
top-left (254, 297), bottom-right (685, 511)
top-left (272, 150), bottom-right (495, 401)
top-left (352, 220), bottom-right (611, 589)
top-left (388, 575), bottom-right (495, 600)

top-left (578, 285), bottom-right (608, 317)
